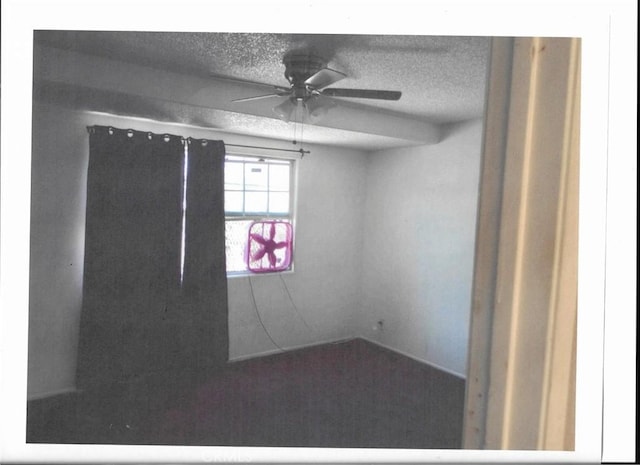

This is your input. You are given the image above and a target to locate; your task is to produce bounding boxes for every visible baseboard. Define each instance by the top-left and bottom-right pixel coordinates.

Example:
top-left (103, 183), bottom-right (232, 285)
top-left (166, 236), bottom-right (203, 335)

top-left (358, 336), bottom-right (466, 379)
top-left (27, 386), bottom-right (78, 402)
top-left (228, 336), bottom-right (356, 363)
top-left (229, 336), bottom-right (466, 379)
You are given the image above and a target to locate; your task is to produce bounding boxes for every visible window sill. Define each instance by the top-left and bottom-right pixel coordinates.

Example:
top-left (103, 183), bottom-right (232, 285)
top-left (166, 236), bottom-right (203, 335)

top-left (226, 268), bottom-right (295, 279)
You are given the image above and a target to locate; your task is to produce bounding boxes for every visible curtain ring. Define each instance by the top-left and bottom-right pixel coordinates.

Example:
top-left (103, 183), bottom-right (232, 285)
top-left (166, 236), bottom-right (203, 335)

top-left (108, 127), bottom-right (114, 135)
top-left (147, 132), bottom-right (153, 140)
top-left (127, 129), bottom-right (134, 138)
top-left (163, 134), bottom-right (171, 143)
top-left (201, 139), bottom-right (208, 146)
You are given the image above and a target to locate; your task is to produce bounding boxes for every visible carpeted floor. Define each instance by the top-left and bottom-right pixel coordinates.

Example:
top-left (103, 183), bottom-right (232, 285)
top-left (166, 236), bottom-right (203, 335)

top-left (27, 338), bottom-right (466, 448)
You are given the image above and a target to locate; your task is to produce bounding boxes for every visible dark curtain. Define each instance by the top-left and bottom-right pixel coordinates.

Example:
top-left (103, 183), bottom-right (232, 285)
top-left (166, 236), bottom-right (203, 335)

top-left (175, 138), bottom-right (229, 371)
top-left (76, 127), bottom-right (228, 390)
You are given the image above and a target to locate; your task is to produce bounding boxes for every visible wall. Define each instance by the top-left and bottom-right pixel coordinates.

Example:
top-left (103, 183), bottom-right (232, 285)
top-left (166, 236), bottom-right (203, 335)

top-left (227, 142), bottom-right (368, 359)
top-left (359, 119), bottom-right (483, 377)
top-left (28, 103), bottom-right (367, 398)
top-left (29, 102), bottom-right (481, 398)
top-left (28, 105), bottom-right (89, 397)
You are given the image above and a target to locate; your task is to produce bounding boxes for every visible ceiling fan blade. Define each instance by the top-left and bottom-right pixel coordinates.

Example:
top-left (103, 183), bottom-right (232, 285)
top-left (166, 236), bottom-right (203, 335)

top-left (209, 73), bottom-right (290, 93)
top-left (304, 67), bottom-right (347, 90)
top-left (232, 92), bottom-right (290, 103)
top-left (320, 88), bottom-right (402, 100)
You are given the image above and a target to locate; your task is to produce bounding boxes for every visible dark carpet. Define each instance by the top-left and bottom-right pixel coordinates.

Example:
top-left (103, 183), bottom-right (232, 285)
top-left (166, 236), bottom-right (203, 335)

top-left (26, 338), bottom-right (466, 448)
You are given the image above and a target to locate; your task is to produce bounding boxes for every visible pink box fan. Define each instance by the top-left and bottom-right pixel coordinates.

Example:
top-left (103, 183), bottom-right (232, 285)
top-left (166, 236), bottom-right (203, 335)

top-left (246, 221), bottom-right (293, 273)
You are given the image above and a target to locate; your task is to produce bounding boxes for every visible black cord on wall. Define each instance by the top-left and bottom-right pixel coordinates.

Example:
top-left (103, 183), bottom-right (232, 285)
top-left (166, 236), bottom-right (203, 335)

top-left (247, 275), bottom-right (285, 351)
top-left (278, 273), bottom-right (315, 334)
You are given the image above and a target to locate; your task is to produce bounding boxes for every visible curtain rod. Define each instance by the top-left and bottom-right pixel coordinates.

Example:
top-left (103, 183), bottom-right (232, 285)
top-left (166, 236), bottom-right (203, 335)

top-left (86, 126), bottom-right (310, 156)
top-left (225, 143), bottom-right (309, 156)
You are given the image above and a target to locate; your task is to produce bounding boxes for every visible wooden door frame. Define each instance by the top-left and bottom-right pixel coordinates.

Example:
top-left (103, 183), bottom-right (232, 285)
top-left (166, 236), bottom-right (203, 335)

top-left (463, 36), bottom-right (581, 450)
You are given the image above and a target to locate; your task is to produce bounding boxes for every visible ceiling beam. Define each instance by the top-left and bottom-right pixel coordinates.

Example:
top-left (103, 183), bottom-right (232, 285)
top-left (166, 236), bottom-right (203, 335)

top-left (32, 45), bottom-right (441, 145)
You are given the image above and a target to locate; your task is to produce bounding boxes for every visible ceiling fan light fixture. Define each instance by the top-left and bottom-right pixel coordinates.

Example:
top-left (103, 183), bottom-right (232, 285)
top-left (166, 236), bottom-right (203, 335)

top-left (304, 97), bottom-right (335, 124)
top-left (273, 98), bottom-right (297, 122)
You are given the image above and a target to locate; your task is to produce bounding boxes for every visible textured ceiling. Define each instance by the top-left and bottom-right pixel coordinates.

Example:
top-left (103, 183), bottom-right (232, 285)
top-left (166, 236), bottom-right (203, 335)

top-left (33, 31), bottom-right (491, 150)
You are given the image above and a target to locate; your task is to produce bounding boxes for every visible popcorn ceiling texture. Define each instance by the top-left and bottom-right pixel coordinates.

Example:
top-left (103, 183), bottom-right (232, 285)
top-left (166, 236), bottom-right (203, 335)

top-left (34, 31), bottom-right (490, 147)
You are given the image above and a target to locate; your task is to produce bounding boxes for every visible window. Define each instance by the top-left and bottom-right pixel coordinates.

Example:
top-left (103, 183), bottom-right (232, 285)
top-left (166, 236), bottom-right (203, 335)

top-left (224, 155), bottom-right (294, 274)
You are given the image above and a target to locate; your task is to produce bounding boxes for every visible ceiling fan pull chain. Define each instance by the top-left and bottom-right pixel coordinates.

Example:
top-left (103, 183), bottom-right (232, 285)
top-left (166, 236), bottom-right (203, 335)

top-left (292, 112), bottom-right (297, 146)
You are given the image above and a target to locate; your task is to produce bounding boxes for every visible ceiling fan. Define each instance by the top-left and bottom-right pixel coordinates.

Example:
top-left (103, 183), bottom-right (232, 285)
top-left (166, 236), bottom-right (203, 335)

top-left (213, 53), bottom-right (402, 124)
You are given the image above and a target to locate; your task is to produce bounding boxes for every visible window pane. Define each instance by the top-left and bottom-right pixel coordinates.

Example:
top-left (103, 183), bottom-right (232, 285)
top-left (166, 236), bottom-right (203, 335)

top-left (268, 192), bottom-right (289, 214)
top-left (244, 163), bottom-right (268, 191)
top-left (225, 220), bottom-right (252, 273)
top-left (244, 191), bottom-right (268, 213)
top-left (269, 164), bottom-right (290, 191)
top-left (224, 161), bottom-right (244, 191)
top-left (225, 191), bottom-right (243, 213)
top-left (224, 156), bottom-right (295, 274)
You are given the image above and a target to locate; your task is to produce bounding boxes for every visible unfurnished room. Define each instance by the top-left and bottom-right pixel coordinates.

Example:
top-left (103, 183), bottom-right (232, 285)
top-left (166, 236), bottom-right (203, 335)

top-left (22, 30), bottom-right (580, 453)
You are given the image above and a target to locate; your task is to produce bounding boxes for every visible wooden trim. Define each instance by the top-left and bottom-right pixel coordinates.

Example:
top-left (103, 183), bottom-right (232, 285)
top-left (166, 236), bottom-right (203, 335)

top-left (463, 37), bottom-right (580, 450)
top-left (538, 38), bottom-right (580, 451)
top-left (462, 37), bottom-right (514, 450)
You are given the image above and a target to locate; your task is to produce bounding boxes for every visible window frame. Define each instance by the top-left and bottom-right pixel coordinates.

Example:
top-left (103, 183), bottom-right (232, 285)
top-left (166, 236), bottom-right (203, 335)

top-left (223, 153), bottom-right (296, 276)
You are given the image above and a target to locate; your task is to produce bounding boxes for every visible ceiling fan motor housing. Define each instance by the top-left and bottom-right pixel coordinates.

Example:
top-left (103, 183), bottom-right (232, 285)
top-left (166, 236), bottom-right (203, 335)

top-left (283, 54), bottom-right (326, 99)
